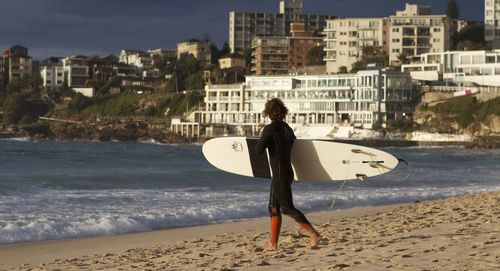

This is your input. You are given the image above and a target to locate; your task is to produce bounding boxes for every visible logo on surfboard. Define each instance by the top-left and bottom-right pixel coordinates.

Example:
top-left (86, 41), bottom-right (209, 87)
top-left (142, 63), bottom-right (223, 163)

top-left (232, 142), bottom-right (244, 152)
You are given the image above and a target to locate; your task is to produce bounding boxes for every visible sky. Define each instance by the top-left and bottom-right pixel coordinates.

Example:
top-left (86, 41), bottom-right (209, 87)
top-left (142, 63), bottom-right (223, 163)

top-left (0, 0), bottom-right (483, 60)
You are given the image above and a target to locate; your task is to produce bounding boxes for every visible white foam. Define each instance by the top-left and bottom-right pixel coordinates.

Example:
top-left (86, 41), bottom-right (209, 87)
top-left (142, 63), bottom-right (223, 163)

top-left (1, 185), bottom-right (499, 244)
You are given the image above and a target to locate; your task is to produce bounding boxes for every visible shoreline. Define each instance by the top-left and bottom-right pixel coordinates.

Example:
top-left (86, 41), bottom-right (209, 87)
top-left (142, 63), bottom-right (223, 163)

top-left (1, 191), bottom-right (498, 270)
top-left (1, 135), bottom-right (498, 149)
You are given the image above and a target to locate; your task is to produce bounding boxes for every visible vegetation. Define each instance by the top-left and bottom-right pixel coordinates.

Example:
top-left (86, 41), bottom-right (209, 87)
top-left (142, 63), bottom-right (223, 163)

top-left (446, 0), bottom-right (460, 19)
top-left (454, 24), bottom-right (487, 51)
top-left (306, 46), bottom-right (325, 66)
top-left (427, 96), bottom-right (500, 129)
top-left (350, 46), bottom-right (388, 72)
top-left (2, 91), bottom-right (51, 125)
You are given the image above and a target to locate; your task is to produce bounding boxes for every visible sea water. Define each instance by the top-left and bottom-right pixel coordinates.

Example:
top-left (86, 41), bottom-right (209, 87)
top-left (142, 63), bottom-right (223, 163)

top-left (0, 139), bottom-right (499, 244)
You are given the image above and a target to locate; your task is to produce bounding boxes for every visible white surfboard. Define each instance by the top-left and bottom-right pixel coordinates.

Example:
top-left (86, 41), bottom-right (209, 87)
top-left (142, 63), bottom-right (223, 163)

top-left (202, 137), bottom-right (400, 181)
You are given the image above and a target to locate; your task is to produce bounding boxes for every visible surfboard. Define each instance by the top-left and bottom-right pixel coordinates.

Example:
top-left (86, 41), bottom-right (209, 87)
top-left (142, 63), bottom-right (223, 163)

top-left (202, 137), bottom-right (400, 181)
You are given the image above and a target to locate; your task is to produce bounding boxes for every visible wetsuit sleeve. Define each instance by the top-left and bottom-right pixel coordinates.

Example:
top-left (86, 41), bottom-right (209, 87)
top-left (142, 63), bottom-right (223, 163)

top-left (256, 125), bottom-right (272, 155)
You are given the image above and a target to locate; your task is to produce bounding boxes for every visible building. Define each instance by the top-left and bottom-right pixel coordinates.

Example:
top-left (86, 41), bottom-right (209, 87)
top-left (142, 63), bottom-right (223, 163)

top-left (40, 57), bottom-right (65, 88)
top-left (119, 49), bottom-right (154, 71)
top-left (219, 53), bottom-right (246, 69)
top-left (324, 18), bottom-right (387, 73)
top-left (388, 4), bottom-right (452, 65)
top-left (251, 23), bottom-right (322, 76)
top-left (324, 4), bottom-right (452, 73)
top-left (62, 56), bottom-right (89, 87)
top-left (3, 45), bottom-right (33, 84)
top-left (485, 0), bottom-right (500, 49)
top-left (288, 23), bottom-right (324, 72)
top-left (402, 49), bottom-right (500, 87)
top-left (229, 0), bottom-right (336, 53)
top-left (176, 39), bottom-right (211, 65)
top-left (199, 69), bottom-right (415, 135)
top-left (251, 37), bottom-right (289, 75)
top-left (85, 55), bottom-right (117, 82)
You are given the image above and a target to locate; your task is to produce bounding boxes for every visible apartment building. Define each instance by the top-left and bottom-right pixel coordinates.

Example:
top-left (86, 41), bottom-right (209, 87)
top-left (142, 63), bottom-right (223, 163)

top-left (251, 37), bottom-right (289, 75)
top-left (200, 69), bottom-right (414, 132)
top-left (388, 4), bottom-right (452, 65)
top-left (288, 23), bottom-right (324, 72)
top-left (229, 0), bottom-right (336, 53)
top-left (176, 39), bottom-right (211, 65)
top-left (62, 56), bottom-right (89, 87)
top-left (40, 57), bottom-right (65, 88)
top-left (325, 18), bottom-right (387, 73)
top-left (251, 23), bottom-right (323, 75)
top-left (3, 45), bottom-right (32, 84)
top-left (324, 4), bottom-right (452, 73)
top-left (119, 49), bottom-right (153, 71)
top-left (402, 49), bottom-right (500, 87)
top-left (485, 0), bottom-right (500, 49)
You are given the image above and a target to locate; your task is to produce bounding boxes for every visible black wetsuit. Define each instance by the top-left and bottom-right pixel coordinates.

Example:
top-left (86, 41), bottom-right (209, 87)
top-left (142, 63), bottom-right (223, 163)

top-left (256, 120), bottom-right (311, 224)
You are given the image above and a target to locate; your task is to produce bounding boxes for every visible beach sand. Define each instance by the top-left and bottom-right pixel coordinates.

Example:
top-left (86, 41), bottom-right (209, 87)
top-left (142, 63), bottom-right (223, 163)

top-left (1, 191), bottom-right (498, 271)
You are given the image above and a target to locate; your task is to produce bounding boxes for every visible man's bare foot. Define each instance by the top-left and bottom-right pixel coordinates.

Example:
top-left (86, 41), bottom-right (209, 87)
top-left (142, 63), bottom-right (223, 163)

top-left (309, 234), bottom-right (321, 248)
top-left (265, 242), bottom-right (278, 251)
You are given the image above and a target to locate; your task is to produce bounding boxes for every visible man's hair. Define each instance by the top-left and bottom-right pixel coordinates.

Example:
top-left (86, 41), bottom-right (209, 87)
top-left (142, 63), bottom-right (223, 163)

top-left (263, 98), bottom-right (288, 121)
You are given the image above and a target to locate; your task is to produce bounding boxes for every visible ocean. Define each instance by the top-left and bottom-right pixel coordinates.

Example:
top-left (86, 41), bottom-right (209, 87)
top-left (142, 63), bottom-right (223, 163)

top-left (0, 139), bottom-right (499, 245)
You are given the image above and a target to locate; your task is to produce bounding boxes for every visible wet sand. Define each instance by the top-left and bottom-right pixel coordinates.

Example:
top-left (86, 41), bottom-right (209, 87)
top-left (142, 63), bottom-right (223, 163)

top-left (1, 191), bottom-right (498, 271)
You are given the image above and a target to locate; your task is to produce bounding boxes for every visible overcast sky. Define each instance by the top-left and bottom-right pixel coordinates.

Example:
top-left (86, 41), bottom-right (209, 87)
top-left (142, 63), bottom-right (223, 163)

top-left (0, 0), bottom-right (483, 60)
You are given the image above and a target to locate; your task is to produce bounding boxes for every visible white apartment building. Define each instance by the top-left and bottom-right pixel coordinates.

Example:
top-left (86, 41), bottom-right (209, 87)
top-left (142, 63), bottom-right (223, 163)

top-left (324, 4), bottom-right (452, 73)
top-left (119, 49), bottom-right (154, 71)
top-left (40, 65), bottom-right (64, 88)
top-left (485, 0), bottom-right (500, 49)
top-left (200, 69), bottom-right (414, 133)
top-left (325, 18), bottom-right (387, 73)
top-left (402, 50), bottom-right (500, 87)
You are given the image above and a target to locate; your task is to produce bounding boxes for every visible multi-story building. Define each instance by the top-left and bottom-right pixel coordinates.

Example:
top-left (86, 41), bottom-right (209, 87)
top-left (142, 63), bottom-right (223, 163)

top-left (200, 69), bottom-right (414, 134)
top-left (62, 56), bottom-right (89, 87)
top-left (85, 55), bottom-right (117, 82)
top-left (325, 18), bottom-right (387, 73)
top-left (402, 49), bottom-right (500, 87)
top-left (40, 57), bottom-right (65, 88)
top-left (288, 23), bottom-right (324, 72)
top-left (251, 37), bottom-right (289, 75)
top-left (229, 0), bottom-right (336, 53)
top-left (324, 4), bottom-right (452, 73)
top-left (252, 23), bottom-right (323, 75)
top-left (3, 45), bottom-right (32, 84)
top-left (485, 0), bottom-right (500, 49)
top-left (388, 4), bottom-right (452, 65)
top-left (119, 49), bottom-right (154, 71)
top-left (176, 39), bottom-right (211, 65)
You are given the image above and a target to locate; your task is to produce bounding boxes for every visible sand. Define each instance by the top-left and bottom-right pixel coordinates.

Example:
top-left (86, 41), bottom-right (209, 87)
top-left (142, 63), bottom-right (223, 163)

top-left (1, 191), bottom-right (498, 271)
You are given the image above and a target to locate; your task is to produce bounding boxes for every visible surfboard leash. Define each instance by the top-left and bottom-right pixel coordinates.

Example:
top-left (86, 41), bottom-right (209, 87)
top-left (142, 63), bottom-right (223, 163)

top-left (397, 157), bottom-right (411, 181)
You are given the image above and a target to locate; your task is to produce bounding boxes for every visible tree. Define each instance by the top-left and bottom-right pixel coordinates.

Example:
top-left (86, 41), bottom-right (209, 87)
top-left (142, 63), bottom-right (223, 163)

top-left (446, 0), bottom-right (459, 19)
top-left (2, 93), bottom-right (25, 124)
top-left (456, 40), bottom-right (487, 51)
top-left (338, 66), bottom-right (348, 73)
top-left (306, 46), bottom-right (325, 66)
top-left (184, 72), bottom-right (204, 90)
top-left (219, 42), bottom-right (231, 57)
top-left (350, 46), bottom-right (388, 73)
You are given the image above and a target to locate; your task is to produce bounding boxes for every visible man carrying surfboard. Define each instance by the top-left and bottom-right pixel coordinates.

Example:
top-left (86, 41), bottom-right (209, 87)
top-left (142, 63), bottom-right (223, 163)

top-left (256, 98), bottom-right (321, 251)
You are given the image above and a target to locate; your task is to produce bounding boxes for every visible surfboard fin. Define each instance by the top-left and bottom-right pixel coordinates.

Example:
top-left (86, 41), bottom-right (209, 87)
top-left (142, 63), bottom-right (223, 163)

top-left (356, 174), bottom-right (368, 182)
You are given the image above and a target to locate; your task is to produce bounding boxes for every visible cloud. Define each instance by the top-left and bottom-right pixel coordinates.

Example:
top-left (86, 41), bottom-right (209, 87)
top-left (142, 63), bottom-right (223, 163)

top-left (0, 0), bottom-right (483, 60)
